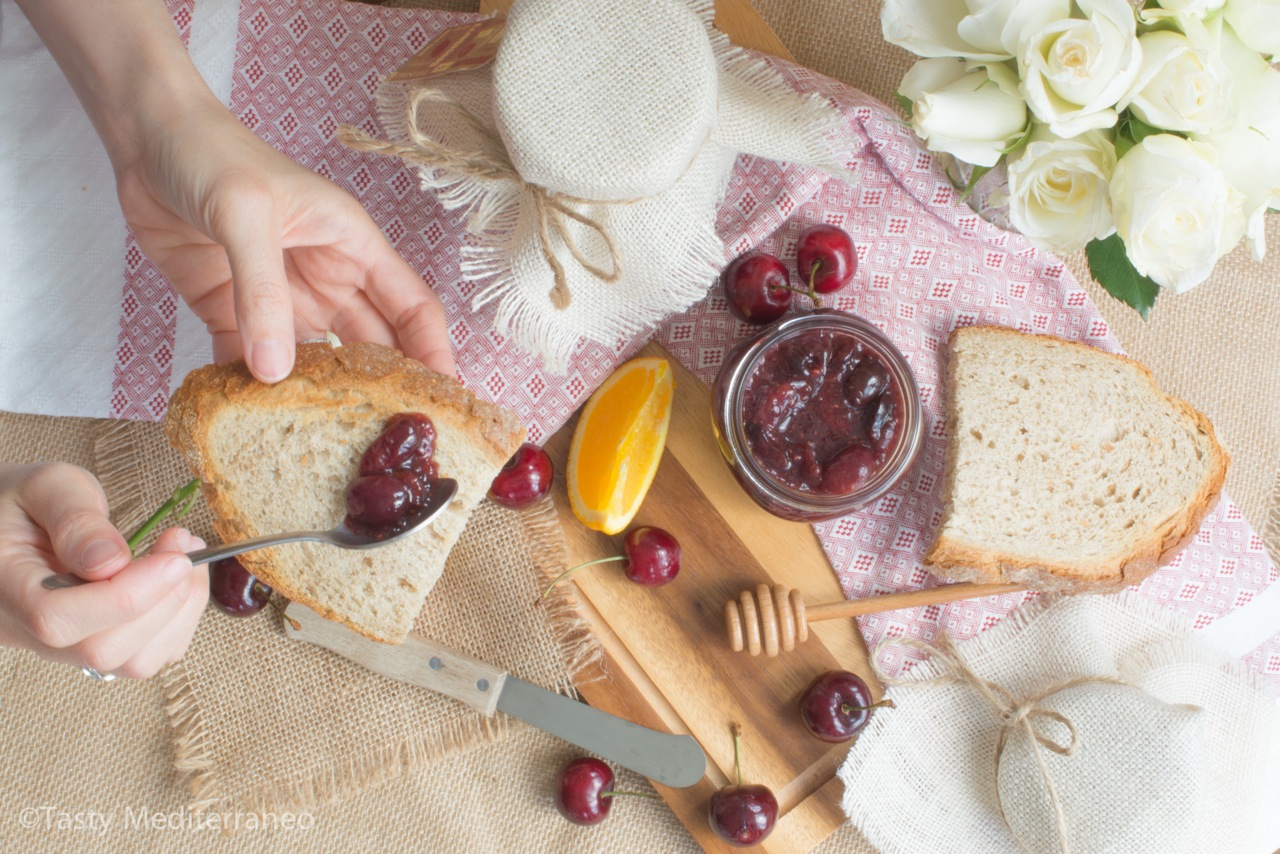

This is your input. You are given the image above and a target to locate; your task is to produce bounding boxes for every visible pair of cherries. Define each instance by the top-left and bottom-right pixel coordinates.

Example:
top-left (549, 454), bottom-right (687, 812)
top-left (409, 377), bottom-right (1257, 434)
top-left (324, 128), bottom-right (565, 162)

top-left (555, 725), bottom-right (778, 848)
top-left (723, 224), bottom-right (857, 325)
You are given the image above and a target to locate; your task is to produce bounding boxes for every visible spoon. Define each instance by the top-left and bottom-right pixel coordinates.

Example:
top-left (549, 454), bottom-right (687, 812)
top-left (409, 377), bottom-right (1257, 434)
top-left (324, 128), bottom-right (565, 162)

top-left (41, 478), bottom-right (458, 589)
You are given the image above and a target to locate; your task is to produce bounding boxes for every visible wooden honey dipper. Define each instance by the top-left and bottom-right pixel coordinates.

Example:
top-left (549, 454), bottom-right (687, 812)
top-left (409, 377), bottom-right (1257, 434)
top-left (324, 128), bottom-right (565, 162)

top-left (725, 581), bottom-right (1024, 656)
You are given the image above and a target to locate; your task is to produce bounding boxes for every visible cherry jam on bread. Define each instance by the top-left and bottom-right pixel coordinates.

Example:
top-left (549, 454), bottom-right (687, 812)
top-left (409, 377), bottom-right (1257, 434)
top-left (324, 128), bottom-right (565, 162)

top-left (344, 413), bottom-right (440, 538)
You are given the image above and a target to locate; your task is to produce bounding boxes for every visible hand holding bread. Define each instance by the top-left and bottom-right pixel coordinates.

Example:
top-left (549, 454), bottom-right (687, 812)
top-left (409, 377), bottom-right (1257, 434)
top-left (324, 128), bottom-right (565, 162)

top-left (165, 342), bottom-right (524, 643)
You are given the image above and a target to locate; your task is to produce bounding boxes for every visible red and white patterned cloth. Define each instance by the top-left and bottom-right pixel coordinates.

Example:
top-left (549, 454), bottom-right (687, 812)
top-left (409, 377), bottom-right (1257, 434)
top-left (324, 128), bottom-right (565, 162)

top-left (106, 0), bottom-right (1278, 686)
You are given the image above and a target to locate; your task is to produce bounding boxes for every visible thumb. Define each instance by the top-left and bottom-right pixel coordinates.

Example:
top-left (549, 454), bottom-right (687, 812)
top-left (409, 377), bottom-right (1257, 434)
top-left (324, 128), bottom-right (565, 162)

top-left (18, 463), bottom-right (131, 580)
top-left (220, 205), bottom-right (296, 384)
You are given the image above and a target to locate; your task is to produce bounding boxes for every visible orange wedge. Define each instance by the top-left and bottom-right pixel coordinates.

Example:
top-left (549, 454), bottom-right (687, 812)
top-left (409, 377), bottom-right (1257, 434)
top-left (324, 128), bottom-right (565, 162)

top-left (567, 357), bottom-right (674, 534)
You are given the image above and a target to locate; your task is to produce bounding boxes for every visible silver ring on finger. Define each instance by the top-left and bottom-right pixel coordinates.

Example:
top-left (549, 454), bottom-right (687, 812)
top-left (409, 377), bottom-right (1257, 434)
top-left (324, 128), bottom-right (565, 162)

top-left (80, 666), bottom-right (117, 682)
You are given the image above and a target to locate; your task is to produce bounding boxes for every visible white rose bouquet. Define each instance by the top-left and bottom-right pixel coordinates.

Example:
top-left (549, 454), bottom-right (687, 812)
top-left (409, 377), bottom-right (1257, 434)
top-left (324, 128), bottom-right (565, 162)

top-left (883, 0), bottom-right (1280, 316)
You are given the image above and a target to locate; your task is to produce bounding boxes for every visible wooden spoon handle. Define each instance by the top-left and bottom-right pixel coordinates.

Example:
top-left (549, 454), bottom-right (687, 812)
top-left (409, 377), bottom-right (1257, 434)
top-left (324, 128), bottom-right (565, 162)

top-left (806, 582), bottom-right (1023, 622)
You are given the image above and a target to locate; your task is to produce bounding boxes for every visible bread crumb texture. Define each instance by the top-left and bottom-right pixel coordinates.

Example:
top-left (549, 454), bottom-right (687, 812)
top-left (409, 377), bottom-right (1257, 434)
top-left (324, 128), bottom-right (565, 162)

top-left (925, 327), bottom-right (1226, 593)
top-left (164, 342), bottom-right (525, 643)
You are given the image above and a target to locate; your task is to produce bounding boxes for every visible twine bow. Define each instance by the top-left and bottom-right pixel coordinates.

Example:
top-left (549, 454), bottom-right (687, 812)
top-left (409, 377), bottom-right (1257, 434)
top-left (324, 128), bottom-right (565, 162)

top-left (874, 635), bottom-right (1130, 854)
top-left (336, 88), bottom-right (621, 310)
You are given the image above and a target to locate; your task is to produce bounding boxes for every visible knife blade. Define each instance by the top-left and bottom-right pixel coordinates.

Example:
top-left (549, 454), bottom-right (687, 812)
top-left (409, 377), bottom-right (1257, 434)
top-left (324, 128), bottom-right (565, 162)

top-left (283, 602), bottom-right (706, 788)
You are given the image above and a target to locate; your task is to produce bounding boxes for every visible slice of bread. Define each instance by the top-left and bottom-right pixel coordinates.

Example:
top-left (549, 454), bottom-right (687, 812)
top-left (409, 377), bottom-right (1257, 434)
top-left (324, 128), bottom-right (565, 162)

top-left (925, 326), bottom-right (1227, 593)
top-left (165, 342), bottom-right (525, 643)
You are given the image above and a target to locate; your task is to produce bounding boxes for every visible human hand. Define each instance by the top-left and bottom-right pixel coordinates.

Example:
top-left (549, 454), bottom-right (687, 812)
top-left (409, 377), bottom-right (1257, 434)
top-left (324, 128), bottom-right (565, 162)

top-left (113, 98), bottom-right (456, 383)
top-left (0, 463), bottom-right (207, 680)
top-left (15, 0), bottom-right (454, 383)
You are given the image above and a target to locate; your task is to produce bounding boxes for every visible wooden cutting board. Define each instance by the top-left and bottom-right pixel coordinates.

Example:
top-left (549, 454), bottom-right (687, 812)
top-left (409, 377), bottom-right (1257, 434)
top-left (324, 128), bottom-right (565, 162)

top-left (543, 342), bottom-right (881, 853)
top-left (472, 3), bottom-right (867, 848)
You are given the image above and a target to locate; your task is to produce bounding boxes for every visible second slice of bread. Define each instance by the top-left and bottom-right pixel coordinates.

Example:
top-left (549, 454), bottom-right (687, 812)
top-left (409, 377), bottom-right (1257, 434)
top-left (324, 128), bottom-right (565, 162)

top-left (925, 326), bottom-right (1227, 593)
top-left (165, 342), bottom-right (525, 643)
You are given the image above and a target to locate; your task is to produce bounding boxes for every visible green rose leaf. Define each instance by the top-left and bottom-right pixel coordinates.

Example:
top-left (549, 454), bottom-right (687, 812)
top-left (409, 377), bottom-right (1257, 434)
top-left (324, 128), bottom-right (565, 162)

top-left (1085, 234), bottom-right (1160, 320)
top-left (959, 163), bottom-right (993, 201)
top-left (894, 92), bottom-right (914, 119)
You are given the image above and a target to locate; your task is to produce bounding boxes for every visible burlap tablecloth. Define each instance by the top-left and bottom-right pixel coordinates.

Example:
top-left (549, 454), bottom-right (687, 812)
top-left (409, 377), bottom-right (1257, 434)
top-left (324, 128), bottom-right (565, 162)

top-left (1, 2), bottom-right (1275, 852)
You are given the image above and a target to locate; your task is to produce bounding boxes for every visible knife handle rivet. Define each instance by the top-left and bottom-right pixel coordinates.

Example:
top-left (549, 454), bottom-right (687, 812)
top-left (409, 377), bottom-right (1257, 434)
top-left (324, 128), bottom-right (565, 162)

top-left (429, 657), bottom-right (443, 671)
top-left (476, 678), bottom-right (490, 692)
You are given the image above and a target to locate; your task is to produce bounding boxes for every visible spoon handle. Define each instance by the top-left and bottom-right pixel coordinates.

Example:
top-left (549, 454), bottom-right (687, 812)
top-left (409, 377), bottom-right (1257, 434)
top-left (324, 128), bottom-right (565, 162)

top-left (186, 532), bottom-right (324, 566)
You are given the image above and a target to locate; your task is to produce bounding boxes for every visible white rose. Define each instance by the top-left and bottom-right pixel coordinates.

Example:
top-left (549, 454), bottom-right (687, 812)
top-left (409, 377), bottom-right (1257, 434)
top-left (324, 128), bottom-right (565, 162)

top-left (1120, 31), bottom-right (1234, 135)
top-left (1110, 135), bottom-right (1247, 292)
top-left (1223, 0), bottom-right (1280, 58)
top-left (1205, 19), bottom-right (1280, 131)
top-left (1018, 0), bottom-right (1143, 137)
top-left (1204, 118), bottom-right (1280, 260)
top-left (1156, 0), bottom-right (1227, 17)
top-left (899, 59), bottom-right (1029, 167)
top-left (882, 0), bottom-right (1070, 60)
top-left (1006, 126), bottom-right (1117, 255)
top-left (1193, 23), bottom-right (1280, 259)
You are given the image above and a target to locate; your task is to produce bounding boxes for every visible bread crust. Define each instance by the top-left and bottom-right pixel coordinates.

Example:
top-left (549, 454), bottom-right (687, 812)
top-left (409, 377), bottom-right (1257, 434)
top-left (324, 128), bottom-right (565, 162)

top-left (164, 342), bottom-right (526, 640)
top-left (923, 325), bottom-right (1228, 594)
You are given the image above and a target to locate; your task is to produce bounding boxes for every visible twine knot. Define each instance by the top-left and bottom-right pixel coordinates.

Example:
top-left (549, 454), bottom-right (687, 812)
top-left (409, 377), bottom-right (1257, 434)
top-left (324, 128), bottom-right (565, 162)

top-left (336, 87), bottom-right (622, 310)
top-left (875, 634), bottom-right (1129, 854)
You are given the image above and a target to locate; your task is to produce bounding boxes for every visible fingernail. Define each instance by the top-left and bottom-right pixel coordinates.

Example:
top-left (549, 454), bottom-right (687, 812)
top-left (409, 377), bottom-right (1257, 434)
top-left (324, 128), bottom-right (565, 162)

top-left (252, 339), bottom-right (291, 383)
top-left (164, 556), bottom-right (192, 585)
top-left (80, 539), bottom-right (123, 573)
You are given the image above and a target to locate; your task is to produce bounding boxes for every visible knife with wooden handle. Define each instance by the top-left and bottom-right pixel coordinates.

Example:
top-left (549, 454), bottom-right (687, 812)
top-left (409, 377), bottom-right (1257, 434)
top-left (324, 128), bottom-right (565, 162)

top-left (283, 602), bottom-right (706, 788)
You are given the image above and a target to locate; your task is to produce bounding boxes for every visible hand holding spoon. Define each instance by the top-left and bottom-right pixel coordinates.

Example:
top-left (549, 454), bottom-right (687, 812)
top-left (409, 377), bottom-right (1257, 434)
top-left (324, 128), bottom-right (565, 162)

top-left (41, 478), bottom-right (458, 590)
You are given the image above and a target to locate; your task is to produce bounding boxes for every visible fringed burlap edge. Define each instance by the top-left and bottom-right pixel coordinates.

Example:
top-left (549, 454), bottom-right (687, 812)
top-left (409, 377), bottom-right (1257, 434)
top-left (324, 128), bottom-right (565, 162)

top-left (91, 419), bottom-right (603, 817)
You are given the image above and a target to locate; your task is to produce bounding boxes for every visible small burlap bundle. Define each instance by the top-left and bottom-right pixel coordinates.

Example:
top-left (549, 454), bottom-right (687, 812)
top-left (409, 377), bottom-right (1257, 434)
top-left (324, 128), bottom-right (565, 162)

top-left (93, 419), bottom-right (598, 816)
top-left (341, 0), bottom-right (851, 372)
top-left (840, 593), bottom-right (1280, 854)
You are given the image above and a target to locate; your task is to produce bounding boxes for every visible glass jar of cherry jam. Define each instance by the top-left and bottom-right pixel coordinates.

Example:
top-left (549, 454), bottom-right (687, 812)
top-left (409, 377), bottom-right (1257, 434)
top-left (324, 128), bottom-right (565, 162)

top-left (712, 310), bottom-right (923, 522)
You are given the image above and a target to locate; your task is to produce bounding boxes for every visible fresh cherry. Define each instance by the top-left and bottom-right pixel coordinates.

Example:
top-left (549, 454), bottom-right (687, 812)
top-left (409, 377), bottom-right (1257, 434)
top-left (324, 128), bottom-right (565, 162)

top-left (722, 253), bottom-right (793, 325)
top-left (622, 527), bottom-right (681, 586)
top-left (554, 757), bottom-right (661, 826)
top-left (796, 224), bottom-right (856, 294)
top-left (209, 557), bottom-right (272, 617)
top-left (541, 526), bottom-right (681, 599)
top-left (708, 723), bottom-right (778, 847)
top-left (798, 670), bottom-right (894, 743)
top-left (556, 757), bottom-right (615, 825)
top-left (489, 442), bottom-right (554, 510)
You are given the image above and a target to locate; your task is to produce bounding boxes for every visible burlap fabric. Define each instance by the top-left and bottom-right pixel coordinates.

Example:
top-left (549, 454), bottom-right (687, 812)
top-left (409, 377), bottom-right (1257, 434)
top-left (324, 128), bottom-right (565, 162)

top-left (0, 410), bottom-right (879, 852)
top-left (3, 2), bottom-right (1275, 852)
top-left (91, 416), bottom-right (597, 816)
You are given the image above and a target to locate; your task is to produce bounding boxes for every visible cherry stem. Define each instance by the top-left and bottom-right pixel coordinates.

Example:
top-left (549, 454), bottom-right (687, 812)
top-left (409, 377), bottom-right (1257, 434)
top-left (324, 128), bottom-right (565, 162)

top-left (600, 790), bottom-right (663, 802)
top-left (540, 555), bottom-right (627, 600)
top-left (125, 478), bottom-right (202, 555)
top-left (803, 265), bottom-right (824, 312)
top-left (731, 721), bottom-right (743, 788)
top-left (840, 698), bottom-right (896, 715)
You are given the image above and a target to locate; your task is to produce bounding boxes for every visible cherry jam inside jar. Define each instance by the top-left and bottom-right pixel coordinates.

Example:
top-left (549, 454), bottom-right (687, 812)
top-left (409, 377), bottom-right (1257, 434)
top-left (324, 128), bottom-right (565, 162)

top-left (712, 311), bottom-right (923, 521)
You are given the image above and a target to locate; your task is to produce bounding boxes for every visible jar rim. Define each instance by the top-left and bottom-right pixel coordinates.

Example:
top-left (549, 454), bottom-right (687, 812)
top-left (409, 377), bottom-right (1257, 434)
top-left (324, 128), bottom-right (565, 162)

top-left (717, 311), bottom-right (924, 519)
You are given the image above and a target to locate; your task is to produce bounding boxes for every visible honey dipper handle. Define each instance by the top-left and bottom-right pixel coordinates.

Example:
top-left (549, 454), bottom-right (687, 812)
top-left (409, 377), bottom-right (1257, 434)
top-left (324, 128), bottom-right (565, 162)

top-left (806, 582), bottom-right (1024, 622)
